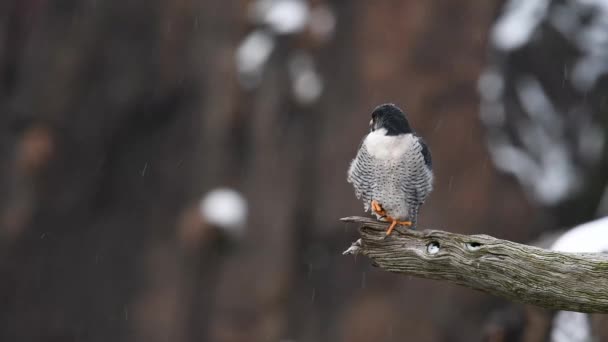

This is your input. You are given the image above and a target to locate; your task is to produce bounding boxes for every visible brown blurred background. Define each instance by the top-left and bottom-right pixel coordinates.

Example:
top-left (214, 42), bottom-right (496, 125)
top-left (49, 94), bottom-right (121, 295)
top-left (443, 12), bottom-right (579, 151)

top-left (1, 0), bottom-right (607, 341)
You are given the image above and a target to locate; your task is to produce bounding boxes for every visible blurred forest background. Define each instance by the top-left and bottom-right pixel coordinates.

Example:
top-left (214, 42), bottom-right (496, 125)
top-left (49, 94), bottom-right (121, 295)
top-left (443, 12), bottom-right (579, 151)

top-left (1, 0), bottom-right (608, 341)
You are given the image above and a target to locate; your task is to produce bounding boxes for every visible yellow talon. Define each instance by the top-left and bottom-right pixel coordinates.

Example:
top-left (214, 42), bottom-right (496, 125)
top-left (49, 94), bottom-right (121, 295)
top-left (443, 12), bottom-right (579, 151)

top-left (371, 200), bottom-right (412, 235)
top-left (385, 219), bottom-right (412, 236)
top-left (371, 200), bottom-right (386, 217)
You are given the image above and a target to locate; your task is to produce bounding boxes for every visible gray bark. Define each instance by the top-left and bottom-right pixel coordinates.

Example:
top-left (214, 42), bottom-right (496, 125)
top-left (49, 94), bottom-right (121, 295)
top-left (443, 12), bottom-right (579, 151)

top-left (342, 216), bottom-right (608, 313)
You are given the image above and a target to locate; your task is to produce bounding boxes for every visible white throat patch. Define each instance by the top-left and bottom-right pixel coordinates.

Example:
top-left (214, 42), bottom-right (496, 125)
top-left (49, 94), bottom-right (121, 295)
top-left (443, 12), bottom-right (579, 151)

top-left (364, 128), bottom-right (415, 160)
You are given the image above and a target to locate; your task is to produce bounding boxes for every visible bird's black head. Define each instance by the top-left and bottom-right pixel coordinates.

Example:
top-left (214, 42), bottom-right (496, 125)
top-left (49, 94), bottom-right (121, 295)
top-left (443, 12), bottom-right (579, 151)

top-left (369, 103), bottom-right (412, 135)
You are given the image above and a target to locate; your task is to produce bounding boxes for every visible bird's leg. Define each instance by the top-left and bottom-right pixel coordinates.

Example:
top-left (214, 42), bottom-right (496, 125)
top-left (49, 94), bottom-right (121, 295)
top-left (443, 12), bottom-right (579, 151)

top-left (371, 200), bottom-right (386, 217)
top-left (385, 218), bottom-right (412, 236)
top-left (370, 200), bottom-right (412, 235)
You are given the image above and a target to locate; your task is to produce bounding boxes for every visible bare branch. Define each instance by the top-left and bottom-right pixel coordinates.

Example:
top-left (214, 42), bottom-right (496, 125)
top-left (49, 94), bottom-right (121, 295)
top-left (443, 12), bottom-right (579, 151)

top-left (341, 216), bottom-right (608, 313)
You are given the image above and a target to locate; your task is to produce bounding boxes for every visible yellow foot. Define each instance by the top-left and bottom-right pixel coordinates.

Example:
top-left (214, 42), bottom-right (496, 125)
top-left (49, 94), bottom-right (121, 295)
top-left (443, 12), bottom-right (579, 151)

top-left (371, 200), bottom-right (386, 217)
top-left (386, 219), bottom-right (412, 236)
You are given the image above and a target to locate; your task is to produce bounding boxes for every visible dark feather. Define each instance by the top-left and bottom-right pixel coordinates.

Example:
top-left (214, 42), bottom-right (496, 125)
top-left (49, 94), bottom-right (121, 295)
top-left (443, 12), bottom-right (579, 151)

top-left (417, 135), bottom-right (432, 169)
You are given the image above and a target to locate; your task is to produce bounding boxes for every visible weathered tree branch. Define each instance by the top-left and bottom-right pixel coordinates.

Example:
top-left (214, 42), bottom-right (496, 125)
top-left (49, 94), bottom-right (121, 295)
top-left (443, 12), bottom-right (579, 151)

top-left (342, 216), bottom-right (608, 313)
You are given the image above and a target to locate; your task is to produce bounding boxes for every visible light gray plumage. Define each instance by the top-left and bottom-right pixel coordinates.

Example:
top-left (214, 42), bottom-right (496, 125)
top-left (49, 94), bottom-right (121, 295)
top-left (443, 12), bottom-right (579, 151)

top-left (347, 104), bottom-right (433, 229)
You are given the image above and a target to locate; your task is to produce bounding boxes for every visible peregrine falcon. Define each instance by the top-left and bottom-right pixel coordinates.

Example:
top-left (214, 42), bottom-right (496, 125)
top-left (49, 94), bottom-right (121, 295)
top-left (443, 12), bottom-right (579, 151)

top-left (347, 103), bottom-right (433, 235)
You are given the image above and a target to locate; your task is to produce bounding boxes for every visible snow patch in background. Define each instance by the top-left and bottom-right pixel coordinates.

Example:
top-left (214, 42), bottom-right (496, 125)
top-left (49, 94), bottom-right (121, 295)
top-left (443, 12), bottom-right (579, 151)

top-left (481, 0), bottom-right (608, 206)
top-left (236, 0), bottom-right (329, 103)
top-left (571, 0), bottom-right (608, 91)
top-left (551, 311), bottom-right (592, 342)
top-left (478, 69), bottom-right (505, 103)
top-left (288, 52), bottom-right (323, 105)
top-left (251, 0), bottom-right (310, 34)
top-left (516, 76), bottom-right (562, 134)
top-left (551, 216), bottom-right (608, 252)
top-left (550, 216), bottom-right (608, 342)
top-left (492, 0), bottom-right (550, 51)
top-left (484, 75), bottom-right (582, 205)
top-left (236, 30), bottom-right (275, 89)
top-left (200, 188), bottom-right (248, 237)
